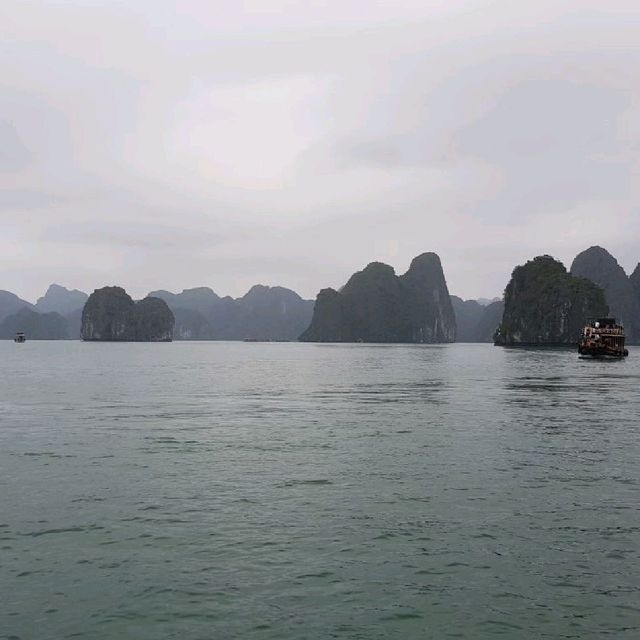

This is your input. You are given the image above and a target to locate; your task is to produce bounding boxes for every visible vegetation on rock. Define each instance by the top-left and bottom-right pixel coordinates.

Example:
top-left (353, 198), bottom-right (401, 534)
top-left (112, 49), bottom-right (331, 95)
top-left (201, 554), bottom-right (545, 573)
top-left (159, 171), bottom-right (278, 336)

top-left (81, 286), bottom-right (174, 341)
top-left (300, 253), bottom-right (456, 343)
top-left (495, 255), bottom-right (608, 346)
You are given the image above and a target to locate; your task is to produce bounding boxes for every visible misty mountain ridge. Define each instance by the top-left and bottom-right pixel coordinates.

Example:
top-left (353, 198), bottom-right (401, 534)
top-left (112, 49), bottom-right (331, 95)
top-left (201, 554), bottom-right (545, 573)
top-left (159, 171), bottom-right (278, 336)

top-left (35, 284), bottom-right (88, 315)
top-left (0, 307), bottom-right (69, 340)
top-left (0, 290), bottom-right (34, 323)
top-left (3, 244), bottom-right (640, 344)
top-left (151, 284), bottom-right (314, 341)
top-left (451, 296), bottom-right (504, 343)
top-left (476, 297), bottom-right (501, 307)
top-left (570, 246), bottom-right (640, 343)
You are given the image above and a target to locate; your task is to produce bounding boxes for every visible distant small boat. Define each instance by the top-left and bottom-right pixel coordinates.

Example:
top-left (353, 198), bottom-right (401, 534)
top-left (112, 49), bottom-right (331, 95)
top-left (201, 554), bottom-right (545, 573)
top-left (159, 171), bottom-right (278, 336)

top-left (14, 332), bottom-right (26, 343)
top-left (578, 318), bottom-right (628, 359)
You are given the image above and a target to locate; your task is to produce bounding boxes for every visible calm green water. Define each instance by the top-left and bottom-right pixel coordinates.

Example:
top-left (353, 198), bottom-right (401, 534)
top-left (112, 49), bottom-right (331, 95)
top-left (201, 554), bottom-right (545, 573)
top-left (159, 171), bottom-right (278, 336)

top-left (1, 342), bottom-right (639, 639)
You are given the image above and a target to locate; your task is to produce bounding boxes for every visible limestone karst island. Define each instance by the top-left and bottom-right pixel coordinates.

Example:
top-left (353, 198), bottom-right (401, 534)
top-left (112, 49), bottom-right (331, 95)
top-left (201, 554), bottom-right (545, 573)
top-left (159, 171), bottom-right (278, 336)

top-left (2, 246), bottom-right (640, 347)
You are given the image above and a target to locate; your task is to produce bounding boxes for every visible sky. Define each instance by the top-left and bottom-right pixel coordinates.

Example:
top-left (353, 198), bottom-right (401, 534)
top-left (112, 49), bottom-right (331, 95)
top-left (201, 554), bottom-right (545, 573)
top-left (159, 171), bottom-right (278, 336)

top-left (2, 0), bottom-right (640, 303)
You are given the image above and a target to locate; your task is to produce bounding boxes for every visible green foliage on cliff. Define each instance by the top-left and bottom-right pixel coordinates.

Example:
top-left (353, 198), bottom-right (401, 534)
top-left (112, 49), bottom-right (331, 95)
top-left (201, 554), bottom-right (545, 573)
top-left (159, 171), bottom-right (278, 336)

top-left (300, 253), bottom-right (456, 343)
top-left (496, 255), bottom-right (608, 345)
top-left (81, 286), bottom-right (174, 342)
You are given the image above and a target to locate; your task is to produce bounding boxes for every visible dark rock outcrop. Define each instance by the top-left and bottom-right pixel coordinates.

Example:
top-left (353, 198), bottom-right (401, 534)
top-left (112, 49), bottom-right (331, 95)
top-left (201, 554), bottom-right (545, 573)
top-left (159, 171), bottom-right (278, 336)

top-left (299, 288), bottom-right (349, 342)
top-left (0, 307), bottom-right (69, 340)
top-left (35, 284), bottom-right (88, 316)
top-left (150, 285), bottom-right (313, 341)
top-left (300, 252), bottom-right (456, 343)
top-left (401, 253), bottom-right (456, 342)
top-left (0, 290), bottom-right (33, 323)
top-left (495, 255), bottom-right (608, 346)
top-left (570, 246), bottom-right (640, 343)
top-left (81, 286), bottom-right (174, 341)
top-left (451, 296), bottom-right (504, 342)
top-left (631, 264), bottom-right (640, 310)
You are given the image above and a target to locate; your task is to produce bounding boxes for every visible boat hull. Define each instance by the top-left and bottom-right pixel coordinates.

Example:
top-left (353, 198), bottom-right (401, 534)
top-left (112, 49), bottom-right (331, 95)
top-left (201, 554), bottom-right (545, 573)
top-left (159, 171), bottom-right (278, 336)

top-left (578, 346), bottom-right (628, 359)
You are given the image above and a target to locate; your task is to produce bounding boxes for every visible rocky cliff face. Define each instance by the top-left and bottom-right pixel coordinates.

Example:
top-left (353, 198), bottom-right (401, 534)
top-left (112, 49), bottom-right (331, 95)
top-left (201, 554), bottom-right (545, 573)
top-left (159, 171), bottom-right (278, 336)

top-left (81, 286), bottom-right (174, 341)
top-left (151, 285), bottom-right (313, 341)
top-left (0, 307), bottom-right (69, 340)
top-left (495, 255), bottom-right (608, 346)
top-left (451, 296), bottom-right (504, 342)
top-left (631, 264), bottom-right (640, 309)
top-left (300, 252), bottom-right (456, 343)
top-left (401, 253), bottom-right (456, 342)
top-left (570, 246), bottom-right (640, 343)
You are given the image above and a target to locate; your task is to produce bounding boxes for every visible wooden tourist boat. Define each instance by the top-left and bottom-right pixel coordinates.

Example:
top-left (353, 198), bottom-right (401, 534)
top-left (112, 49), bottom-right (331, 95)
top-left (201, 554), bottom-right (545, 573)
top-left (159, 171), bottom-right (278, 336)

top-left (14, 332), bottom-right (26, 343)
top-left (578, 318), bottom-right (628, 359)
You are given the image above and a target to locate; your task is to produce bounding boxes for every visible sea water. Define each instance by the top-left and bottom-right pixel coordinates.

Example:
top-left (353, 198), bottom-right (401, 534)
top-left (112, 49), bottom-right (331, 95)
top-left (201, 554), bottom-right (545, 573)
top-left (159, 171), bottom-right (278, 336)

top-left (1, 342), bottom-right (638, 639)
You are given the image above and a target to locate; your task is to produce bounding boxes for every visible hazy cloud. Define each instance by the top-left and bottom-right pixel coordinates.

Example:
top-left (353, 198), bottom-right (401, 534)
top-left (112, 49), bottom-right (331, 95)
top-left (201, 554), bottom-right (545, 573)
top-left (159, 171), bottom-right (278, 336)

top-left (1, 0), bottom-right (639, 302)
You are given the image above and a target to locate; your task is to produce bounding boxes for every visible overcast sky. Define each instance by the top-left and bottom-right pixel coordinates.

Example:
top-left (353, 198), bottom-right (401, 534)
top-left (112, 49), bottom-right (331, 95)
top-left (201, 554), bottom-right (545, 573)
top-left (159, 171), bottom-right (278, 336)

top-left (2, 0), bottom-right (639, 303)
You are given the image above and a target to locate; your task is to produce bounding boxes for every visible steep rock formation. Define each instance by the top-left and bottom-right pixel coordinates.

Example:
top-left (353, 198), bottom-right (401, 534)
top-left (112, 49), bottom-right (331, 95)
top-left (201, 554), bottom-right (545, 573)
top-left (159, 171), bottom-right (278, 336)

top-left (301, 288), bottom-right (350, 341)
top-left (495, 255), bottom-right (608, 346)
top-left (35, 284), bottom-right (88, 315)
top-left (0, 290), bottom-right (33, 323)
top-left (400, 253), bottom-right (456, 342)
top-left (134, 297), bottom-right (175, 342)
top-left (0, 307), bottom-right (69, 340)
top-left (81, 286), bottom-right (174, 341)
top-left (631, 264), bottom-right (640, 310)
top-left (570, 246), bottom-right (640, 343)
top-left (300, 252), bottom-right (456, 343)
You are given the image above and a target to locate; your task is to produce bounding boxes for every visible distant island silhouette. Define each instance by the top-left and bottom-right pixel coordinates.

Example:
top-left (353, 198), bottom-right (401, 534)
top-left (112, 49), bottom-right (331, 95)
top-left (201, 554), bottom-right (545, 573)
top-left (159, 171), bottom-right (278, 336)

top-left (1, 246), bottom-right (639, 344)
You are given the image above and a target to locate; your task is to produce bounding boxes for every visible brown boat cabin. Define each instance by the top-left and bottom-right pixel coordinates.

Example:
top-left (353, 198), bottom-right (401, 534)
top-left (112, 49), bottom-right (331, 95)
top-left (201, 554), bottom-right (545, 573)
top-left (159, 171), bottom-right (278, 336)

top-left (578, 318), bottom-right (628, 358)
